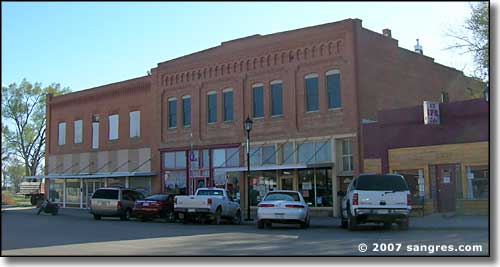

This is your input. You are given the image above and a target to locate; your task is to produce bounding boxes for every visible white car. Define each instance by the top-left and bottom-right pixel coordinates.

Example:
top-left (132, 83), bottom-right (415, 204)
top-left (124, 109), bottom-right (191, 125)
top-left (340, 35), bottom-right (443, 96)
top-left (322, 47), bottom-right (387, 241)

top-left (174, 188), bottom-right (241, 224)
top-left (341, 174), bottom-right (411, 231)
top-left (256, 190), bottom-right (310, 229)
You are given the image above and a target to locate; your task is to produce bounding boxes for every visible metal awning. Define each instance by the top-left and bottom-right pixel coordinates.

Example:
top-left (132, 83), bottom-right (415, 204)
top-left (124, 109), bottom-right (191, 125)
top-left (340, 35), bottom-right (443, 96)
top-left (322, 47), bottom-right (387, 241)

top-left (215, 163), bottom-right (309, 172)
top-left (24, 171), bottom-right (156, 180)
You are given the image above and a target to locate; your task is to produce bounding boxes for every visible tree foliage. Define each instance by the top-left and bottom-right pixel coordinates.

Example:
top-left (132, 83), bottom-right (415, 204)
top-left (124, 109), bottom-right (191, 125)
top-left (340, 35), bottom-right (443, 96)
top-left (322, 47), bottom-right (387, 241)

top-left (1, 79), bottom-right (70, 177)
top-left (446, 2), bottom-right (489, 82)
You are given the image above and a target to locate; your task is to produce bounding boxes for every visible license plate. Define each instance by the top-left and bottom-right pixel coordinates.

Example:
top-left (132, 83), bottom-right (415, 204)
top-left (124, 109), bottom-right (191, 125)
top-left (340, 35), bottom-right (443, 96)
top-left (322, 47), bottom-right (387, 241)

top-left (101, 201), bottom-right (110, 206)
top-left (378, 210), bottom-right (389, 214)
top-left (143, 203), bottom-right (149, 206)
top-left (274, 213), bottom-right (285, 218)
top-left (188, 208), bottom-right (195, 213)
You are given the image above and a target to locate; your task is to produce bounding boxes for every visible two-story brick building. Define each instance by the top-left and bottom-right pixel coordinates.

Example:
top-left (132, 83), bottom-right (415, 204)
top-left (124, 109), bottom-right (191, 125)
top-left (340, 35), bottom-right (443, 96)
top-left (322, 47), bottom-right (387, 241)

top-left (40, 18), bottom-right (481, 216)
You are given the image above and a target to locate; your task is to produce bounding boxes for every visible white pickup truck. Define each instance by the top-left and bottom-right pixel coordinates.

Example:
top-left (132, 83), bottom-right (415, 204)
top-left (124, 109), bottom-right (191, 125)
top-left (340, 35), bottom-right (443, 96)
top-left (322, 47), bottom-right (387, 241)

top-left (174, 188), bottom-right (242, 224)
top-left (341, 174), bottom-right (411, 231)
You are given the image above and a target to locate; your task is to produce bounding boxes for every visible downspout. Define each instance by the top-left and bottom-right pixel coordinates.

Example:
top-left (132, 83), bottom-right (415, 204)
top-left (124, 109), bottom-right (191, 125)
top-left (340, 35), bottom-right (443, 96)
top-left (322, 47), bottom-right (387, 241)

top-left (351, 19), bottom-right (364, 175)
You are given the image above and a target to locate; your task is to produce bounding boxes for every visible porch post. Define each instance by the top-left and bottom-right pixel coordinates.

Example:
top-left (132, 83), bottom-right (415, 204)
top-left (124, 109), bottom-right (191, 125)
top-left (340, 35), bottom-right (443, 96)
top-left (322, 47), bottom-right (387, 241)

top-left (80, 178), bottom-right (83, 208)
top-left (63, 179), bottom-right (66, 208)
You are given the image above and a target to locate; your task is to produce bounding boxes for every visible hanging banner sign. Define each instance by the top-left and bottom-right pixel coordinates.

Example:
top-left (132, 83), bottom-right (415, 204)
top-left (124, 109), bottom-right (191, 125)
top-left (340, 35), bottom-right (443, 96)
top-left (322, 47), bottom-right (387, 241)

top-left (423, 101), bottom-right (440, 125)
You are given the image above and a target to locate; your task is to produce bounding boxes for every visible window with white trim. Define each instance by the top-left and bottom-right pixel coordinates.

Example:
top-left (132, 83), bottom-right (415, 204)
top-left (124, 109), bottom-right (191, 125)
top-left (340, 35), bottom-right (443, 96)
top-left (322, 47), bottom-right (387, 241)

top-left (58, 122), bottom-right (66, 145)
top-left (341, 139), bottom-right (353, 172)
top-left (129, 111), bottom-right (140, 138)
top-left (73, 120), bottom-right (82, 144)
top-left (168, 98), bottom-right (177, 128)
top-left (92, 115), bottom-right (99, 149)
top-left (326, 69), bottom-right (341, 109)
top-left (108, 114), bottom-right (119, 140)
top-left (305, 73), bottom-right (319, 112)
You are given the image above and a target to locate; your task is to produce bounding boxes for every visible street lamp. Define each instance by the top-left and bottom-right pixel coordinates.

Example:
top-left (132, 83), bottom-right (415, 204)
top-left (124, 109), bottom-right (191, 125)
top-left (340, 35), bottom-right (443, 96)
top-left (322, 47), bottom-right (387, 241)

top-left (244, 116), bottom-right (253, 221)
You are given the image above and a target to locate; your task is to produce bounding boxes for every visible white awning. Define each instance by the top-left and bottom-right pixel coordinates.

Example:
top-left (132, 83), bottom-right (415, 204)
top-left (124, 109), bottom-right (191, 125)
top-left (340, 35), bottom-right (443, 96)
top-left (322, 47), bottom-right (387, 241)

top-left (24, 172), bottom-right (156, 180)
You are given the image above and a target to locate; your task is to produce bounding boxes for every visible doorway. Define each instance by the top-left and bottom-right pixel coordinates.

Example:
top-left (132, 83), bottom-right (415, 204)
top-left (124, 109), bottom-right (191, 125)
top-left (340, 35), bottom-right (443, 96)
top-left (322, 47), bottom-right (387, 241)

top-left (83, 179), bottom-right (104, 208)
top-left (436, 164), bottom-right (456, 212)
top-left (278, 170), bottom-right (296, 191)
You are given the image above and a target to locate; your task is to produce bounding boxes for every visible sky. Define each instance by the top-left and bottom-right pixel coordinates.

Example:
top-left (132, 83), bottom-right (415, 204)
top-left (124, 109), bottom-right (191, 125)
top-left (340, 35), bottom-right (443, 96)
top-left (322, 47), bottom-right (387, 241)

top-left (1, 2), bottom-right (487, 92)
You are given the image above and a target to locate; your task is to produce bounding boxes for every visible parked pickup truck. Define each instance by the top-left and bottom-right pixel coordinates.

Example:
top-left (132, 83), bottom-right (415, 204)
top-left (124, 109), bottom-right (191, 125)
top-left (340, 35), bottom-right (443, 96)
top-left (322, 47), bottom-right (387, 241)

top-left (174, 188), bottom-right (242, 225)
top-left (341, 174), bottom-right (411, 231)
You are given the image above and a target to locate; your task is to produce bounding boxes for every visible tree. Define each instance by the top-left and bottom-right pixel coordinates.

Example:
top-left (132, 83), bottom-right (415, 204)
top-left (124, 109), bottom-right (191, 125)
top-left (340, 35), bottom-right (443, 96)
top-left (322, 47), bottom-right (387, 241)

top-left (446, 2), bottom-right (489, 82)
top-left (1, 79), bottom-right (70, 177)
top-left (3, 159), bottom-right (25, 193)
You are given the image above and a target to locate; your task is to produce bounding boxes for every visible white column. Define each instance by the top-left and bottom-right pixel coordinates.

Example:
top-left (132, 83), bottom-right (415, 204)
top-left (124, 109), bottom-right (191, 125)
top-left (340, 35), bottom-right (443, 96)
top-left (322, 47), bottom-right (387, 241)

top-left (125, 176), bottom-right (129, 188)
top-left (104, 178), bottom-right (107, 187)
top-left (466, 167), bottom-right (474, 199)
top-left (63, 179), bottom-right (66, 208)
top-left (80, 178), bottom-right (83, 208)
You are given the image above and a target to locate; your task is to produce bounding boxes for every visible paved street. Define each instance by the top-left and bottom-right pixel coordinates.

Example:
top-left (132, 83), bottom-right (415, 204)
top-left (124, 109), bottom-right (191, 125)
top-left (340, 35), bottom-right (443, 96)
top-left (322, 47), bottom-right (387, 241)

top-left (2, 208), bottom-right (489, 256)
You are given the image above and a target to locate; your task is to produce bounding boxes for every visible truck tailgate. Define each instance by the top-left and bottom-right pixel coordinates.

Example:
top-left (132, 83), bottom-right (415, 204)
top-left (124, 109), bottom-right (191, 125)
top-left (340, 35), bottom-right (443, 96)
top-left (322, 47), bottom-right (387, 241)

top-left (175, 196), bottom-right (210, 209)
top-left (357, 190), bottom-right (408, 209)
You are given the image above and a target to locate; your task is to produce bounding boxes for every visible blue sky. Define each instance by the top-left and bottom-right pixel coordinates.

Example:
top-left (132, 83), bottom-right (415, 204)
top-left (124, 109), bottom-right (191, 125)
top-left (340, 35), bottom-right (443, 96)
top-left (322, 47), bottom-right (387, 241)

top-left (2, 2), bottom-right (483, 92)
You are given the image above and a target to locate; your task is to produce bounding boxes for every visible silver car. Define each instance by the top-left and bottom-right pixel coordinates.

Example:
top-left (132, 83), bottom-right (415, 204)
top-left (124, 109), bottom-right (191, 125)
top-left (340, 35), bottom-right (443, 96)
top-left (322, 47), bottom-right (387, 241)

top-left (90, 187), bottom-right (145, 220)
top-left (256, 190), bottom-right (310, 229)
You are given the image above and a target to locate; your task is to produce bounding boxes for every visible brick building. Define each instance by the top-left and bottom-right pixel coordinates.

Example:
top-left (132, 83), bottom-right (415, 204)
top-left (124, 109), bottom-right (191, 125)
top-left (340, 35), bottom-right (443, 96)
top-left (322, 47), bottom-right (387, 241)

top-left (40, 18), bottom-right (481, 216)
top-left (362, 98), bottom-right (488, 215)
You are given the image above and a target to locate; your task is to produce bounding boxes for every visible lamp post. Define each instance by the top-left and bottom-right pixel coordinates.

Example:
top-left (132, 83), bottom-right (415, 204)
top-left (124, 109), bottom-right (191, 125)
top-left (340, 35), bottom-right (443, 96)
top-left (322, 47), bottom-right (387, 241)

top-left (244, 116), bottom-right (253, 221)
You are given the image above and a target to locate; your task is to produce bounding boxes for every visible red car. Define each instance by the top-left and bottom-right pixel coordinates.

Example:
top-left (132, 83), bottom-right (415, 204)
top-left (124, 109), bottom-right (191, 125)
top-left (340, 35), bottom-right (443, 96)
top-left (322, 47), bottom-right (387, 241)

top-left (132, 194), bottom-right (176, 222)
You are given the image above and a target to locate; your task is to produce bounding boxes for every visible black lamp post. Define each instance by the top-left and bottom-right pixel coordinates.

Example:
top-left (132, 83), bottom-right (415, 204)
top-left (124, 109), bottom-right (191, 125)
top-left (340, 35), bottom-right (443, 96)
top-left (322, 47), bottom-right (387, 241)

top-left (244, 116), bottom-right (253, 221)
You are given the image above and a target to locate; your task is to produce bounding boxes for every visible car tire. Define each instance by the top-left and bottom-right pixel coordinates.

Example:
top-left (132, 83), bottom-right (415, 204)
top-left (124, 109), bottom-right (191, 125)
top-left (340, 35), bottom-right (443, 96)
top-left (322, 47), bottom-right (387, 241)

top-left (347, 209), bottom-right (358, 231)
top-left (398, 218), bottom-right (409, 230)
top-left (257, 220), bottom-right (265, 229)
top-left (93, 214), bottom-right (101, 220)
top-left (213, 207), bottom-right (222, 225)
top-left (300, 216), bottom-right (310, 229)
top-left (232, 210), bottom-right (242, 225)
top-left (167, 211), bottom-right (176, 223)
top-left (182, 214), bottom-right (189, 224)
top-left (340, 210), bottom-right (348, 229)
top-left (121, 209), bottom-right (131, 221)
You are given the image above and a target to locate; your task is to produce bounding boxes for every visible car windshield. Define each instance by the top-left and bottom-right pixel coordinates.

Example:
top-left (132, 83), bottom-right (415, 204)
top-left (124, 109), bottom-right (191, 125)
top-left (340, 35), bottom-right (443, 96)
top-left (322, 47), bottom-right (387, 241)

top-left (145, 195), bottom-right (167, 201)
top-left (264, 192), bottom-right (300, 202)
top-left (197, 190), bottom-right (224, 196)
top-left (355, 175), bottom-right (409, 191)
top-left (92, 189), bottom-right (119, 200)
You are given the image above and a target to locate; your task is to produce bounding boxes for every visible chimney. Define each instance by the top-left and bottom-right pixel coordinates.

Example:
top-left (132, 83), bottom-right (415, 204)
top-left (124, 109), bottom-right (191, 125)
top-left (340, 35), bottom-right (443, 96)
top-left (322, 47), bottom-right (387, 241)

top-left (382, 29), bottom-right (392, 38)
top-left (414, 39), bottom-right (423, 54)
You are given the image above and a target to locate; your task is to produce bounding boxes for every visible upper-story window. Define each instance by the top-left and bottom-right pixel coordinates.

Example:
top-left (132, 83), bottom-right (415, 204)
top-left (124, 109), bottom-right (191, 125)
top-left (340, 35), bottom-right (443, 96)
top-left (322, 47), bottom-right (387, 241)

top-left (108, 114), bottom-right (119, 140)
top-left (92, 115), bottom-right (99, 149)
top-left (58, 122), bottom-right (66, 146)
top-left (270, 80), bottom-right (283, 116)
top-left (129, 111), bottom-right (140, 138)
top-left (182, 96), bottom-right (191, 127)
top-left (326, 70), bottom-right (341, 109)
top-left (298, 140), bottom-right (332, 163)
top-left (342, 139), bottom-right (353, 172)
top-left (223, 88), bottom-right (233, 122)
top-left (305, 73), bottom-right (319, 112)
top-left (281, 143), bottom-right (295, 164)
top-left (73, 120), bottom-right (83, 144)
top-left (207, 91), bottom-right (217, 123)
top-left (168, 98), bottom-right (177, 128)
top-left (252, 83), bottom-right (264, 118)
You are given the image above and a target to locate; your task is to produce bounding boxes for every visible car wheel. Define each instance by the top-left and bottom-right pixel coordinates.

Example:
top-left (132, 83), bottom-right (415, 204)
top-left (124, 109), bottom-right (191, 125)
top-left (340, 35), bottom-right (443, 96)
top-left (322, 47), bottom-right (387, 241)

top-left (121, 209), bottom-right (131, 221)
top-left (213, 208), bottom-right (222, 225)
top-left (340, 210), bottom-right (348, 229)
top-left (398, 218), bottom-right (409, 230)
top-left (347, 209), bottom-right (358, 231)
top-left (167, 211), bottom-right (176, 223)
top-left (300, 216), bottom-right (310, 229)
top-left (182, 214), bottom-right (189, 224)
top-left (232, 210), bottom-right (242, 225)
top-left (257, 220), bottom-right (265, 229)
top-left (93, 214), bottom-right (101, 220)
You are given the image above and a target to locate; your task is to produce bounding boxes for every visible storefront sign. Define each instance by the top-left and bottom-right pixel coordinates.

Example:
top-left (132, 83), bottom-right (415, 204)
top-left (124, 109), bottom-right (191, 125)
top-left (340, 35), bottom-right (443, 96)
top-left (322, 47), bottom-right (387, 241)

top-left (423, 101), bottom-right (440, 125)
top-left (302, 182), bottom-right (312, 190)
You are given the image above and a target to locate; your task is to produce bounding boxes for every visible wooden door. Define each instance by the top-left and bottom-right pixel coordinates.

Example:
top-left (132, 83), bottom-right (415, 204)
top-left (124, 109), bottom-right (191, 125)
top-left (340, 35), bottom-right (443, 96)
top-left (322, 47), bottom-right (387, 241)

top-left (436, 165), bottom-right (456, 212)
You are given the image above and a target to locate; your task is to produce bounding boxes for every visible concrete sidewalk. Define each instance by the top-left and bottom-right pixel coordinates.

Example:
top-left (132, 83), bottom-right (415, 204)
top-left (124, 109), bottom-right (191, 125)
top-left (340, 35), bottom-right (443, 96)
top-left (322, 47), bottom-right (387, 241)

top-left (3, 207), bottom-right (488, 230)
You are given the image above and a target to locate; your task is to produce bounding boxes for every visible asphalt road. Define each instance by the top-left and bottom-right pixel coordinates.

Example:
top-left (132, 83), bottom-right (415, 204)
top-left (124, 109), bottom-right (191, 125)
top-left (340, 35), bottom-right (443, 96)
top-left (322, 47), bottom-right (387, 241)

top-left (1, 208), bottom-right (489, 256)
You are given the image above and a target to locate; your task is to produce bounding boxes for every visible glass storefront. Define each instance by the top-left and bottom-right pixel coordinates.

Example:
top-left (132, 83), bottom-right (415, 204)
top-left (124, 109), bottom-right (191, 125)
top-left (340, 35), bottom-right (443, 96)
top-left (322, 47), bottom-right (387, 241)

top-left (165, 170), bottom-right (187, 195)
top-left (298, 168), bottom-right (333, 207)
top-left (129, 176), bottom-right (152, 196)
top-left (250, 170), bottom-right (277, 205)
top-left (49, 179), bottom-right (64, 203)
top-left (65, 179), bottom-right (81, 204)
top-left (107, 177), bottom-right (126, 187)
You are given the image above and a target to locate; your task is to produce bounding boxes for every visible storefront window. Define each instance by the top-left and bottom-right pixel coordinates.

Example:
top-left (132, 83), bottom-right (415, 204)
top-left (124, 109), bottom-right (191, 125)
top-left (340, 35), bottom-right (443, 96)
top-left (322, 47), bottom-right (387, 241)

top-left (49, 179), bottom-right (64, 203)
top-left (250, 171), bottom-right (277, 206)
top-left (65, 179), bottom-right (80, 204)
top-left (394, 169), bottom-right (420, 202)
top-left (341, 139), bottom-right (353, 172)
top-left (212, 147), bottom-right (240, 168)
top-left (129, 177), bottom-right (151, 197)
top-left (298, 168), bottom-right (333, 207)
top-left (213, 170), bottom-right (240, 204)
top-left (469, 166), bottom-right (488, 200)
top-left (315, 140), bottom-right (332, 162)
top-left (298, 142), bottom-right (314, 163)
top-left (213, 149), bottom-right (225, 168)
top-left (107, 177), bottom-right (125, 188)
top-left (250, 146), bottom-right (262, 166)
top-left (262, 145), bottom-right (276, 165)
top-left (165, 170), bottom-right (187, 195)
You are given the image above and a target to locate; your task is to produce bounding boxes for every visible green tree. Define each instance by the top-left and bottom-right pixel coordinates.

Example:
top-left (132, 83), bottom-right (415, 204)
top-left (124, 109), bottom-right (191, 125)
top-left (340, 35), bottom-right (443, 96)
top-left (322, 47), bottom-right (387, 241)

top-left (3, 159), bottom-right (25, 193)
top-left (446, 2), bottom-right (489, 82)
top-left (1, 79), bottom-right (70, 177)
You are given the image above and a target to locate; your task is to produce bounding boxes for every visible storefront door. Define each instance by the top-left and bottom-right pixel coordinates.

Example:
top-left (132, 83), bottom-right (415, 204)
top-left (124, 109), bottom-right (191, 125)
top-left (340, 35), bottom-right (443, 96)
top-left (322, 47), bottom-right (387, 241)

top-left (84, 180), bottom-right (103, 208)
top-left (436, 165), bottom-right (456, 212)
